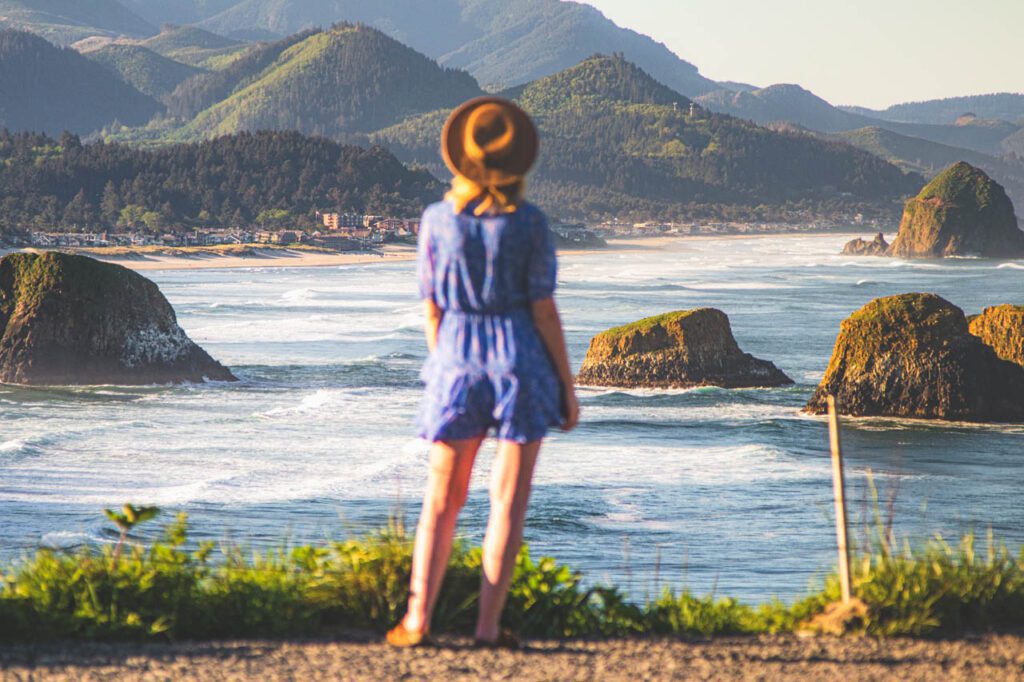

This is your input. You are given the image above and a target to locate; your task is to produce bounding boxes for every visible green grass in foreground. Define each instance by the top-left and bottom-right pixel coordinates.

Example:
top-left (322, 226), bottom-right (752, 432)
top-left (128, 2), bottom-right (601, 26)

top-left (1, 512), bottom-right (1022, 642)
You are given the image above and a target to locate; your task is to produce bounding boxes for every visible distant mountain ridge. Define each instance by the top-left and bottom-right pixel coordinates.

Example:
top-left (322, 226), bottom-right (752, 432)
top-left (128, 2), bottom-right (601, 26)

top-left (844, 93), bottom-right (1024, 126)
top-left (0, 29), bottom-right (161, 135)
top-left (0, 0), bottom-right (154, 44)
top-left (119, 0), bottom-right (721, 96)
top-left (696, 83), bottom-right (1022, 157)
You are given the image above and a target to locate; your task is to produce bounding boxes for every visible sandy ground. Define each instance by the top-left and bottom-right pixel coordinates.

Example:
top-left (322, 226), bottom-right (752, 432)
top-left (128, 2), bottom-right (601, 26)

top-left (2, 634), bottom-right (1023, 681)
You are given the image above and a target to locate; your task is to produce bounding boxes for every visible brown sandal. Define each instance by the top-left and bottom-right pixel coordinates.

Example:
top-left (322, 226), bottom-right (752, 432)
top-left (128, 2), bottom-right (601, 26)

top-left (386, 621), bottom-right (433, 648)
top-left (473, 629), bottom-right (520, 650)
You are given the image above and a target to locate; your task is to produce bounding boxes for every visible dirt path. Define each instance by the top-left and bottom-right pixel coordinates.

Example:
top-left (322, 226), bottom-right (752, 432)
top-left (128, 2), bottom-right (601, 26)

top-left (3, 633), bottom-right (1023, 681)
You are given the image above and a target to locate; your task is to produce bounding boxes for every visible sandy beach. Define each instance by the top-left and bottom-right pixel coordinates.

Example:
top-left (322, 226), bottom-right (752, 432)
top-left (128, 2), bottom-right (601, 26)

top-left (1, 233), bottom-right (864, 272)
top-left (2, 241), bottom-right (638, 271)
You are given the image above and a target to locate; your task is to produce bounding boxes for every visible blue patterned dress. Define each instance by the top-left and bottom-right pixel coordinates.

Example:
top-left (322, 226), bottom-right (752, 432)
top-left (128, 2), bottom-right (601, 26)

top-left (416, 199), bottom-right (563, 443)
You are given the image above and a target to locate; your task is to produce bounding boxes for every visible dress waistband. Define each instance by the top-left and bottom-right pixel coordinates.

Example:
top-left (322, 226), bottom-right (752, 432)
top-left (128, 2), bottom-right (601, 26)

top-left (441, 307), bottom-right (531, 320)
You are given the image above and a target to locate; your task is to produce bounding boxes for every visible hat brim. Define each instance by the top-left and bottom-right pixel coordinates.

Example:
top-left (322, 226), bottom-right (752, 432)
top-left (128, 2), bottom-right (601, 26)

top-left (442, 97), bottom-right (538, 186)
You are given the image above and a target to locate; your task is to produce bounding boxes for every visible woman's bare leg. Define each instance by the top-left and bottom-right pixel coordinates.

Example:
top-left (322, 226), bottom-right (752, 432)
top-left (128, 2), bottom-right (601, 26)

top-left (402, 436), bottom-right (484, 634)
top-left (475, 438), bottom-right (541, 642)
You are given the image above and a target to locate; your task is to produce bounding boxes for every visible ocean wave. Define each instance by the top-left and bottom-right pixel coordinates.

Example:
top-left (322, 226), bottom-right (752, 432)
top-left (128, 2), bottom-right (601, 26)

top-left (996, 262), bottom-right (1024, 270)
top-left (39, 530), bottom-right (93, 551)
top-left (0, 438), bottom-right (28, 454)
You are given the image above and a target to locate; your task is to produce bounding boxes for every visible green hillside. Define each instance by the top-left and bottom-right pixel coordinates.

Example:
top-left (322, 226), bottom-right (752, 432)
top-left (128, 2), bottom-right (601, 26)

top-left (179, 23), bottom-right (483, 138)
top-left (166, 29), bottom-right (317, 119)
top-left (0, 0), bottom-right (155, 45)
top-left (138, 24), bottom-right (246, 67)
top-left (86, 44), bottom-right (202, 99)
top-left (377, 54), bottom-right (921, 222)
top-left (835, 126), bottom-right (1024, 208)
top-left (0, 29), bottom-right (162, 135)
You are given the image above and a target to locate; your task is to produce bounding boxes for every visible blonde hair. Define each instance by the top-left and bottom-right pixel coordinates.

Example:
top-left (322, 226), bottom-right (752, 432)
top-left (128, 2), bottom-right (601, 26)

top-left (447, 174), bottom-right (525, 216)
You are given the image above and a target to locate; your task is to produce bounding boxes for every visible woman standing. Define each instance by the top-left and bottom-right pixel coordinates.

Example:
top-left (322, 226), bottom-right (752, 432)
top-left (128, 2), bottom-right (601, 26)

top-left (387, 97), bottom-right (579, 648)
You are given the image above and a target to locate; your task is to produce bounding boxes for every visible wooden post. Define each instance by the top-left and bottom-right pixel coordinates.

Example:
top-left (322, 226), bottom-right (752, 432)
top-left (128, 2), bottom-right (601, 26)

top-left (827, 394), bottom-right (852, 604)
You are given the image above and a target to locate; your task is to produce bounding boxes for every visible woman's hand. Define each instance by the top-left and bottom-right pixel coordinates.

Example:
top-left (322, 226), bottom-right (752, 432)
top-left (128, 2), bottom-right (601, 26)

top-left (561, 388), bottom-right (580, 432)
top-left (423, 300), bottom-right (443, 353)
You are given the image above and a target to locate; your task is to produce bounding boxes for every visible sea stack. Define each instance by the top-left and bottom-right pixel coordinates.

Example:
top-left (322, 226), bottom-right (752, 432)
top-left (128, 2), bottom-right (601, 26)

top-left (969, 305), bottom-right (1024, 368)
top-left (805, 293), bottom-right (1024, 421)
top-left (0, 252), bottom-right (237, 385)
top-left (576, 308), bottom-right (792, 389)
top-left (841, 232), bottom-right (889, 256)
top-left (887, 162), bottom-right (1024, 258)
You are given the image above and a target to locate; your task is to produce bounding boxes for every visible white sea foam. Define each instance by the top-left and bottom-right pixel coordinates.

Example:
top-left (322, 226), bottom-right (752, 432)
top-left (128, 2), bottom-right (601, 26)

top-left (996, 262), bottom-right (1024, 270)
top-left (0, 439), bottom-right (26, 453)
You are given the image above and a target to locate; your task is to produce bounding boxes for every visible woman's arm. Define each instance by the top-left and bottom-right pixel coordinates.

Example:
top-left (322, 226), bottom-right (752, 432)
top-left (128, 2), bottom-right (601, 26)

top-left (423, 300), bottom-right (444, 353)
top-left (531, 297), bottom-right (580, 431)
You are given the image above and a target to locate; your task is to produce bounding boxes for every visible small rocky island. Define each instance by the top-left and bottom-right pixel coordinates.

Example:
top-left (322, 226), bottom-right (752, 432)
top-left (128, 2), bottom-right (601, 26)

top-left (842, 161), bottom-right (1024, 259)
top-left (841, 232), bottom-right (889, 256)
top-left (805, 293), bottom-right (1024, 421)
top-left (0, 251), bottom-right (237, 385)
top-left (576, 308), bottom-right (793, 389)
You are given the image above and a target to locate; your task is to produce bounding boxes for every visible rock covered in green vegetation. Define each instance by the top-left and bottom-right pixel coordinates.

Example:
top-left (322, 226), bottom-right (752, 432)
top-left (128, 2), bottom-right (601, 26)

top-left (0, 252), bottom-right (236, 385)
top-left (842, 232), bottom-right (889, 256)
top-left (969, 305), bottom-right (1024, 368)
top-left (805, 293), bottom-right (1024, 421)
top-left (888, 162), bottom-right (1024, 258)
top-left (576, 308), bottom-right (792, 389)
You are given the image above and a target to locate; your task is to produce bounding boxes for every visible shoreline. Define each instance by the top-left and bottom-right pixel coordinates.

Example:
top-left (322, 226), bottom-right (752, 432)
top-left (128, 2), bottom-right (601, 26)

top-left (1, 232), bottom-right (869, 272)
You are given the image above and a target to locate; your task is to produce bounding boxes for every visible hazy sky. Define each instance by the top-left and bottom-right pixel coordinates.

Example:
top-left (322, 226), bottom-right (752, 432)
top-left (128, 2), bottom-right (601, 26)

top-left (581, 0), bottom-right (1022, 108)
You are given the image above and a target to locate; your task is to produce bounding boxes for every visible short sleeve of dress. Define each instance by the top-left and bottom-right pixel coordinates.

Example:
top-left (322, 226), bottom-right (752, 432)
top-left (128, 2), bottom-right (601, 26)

top-left (526, 212), bottom-right (557, 301)
top-left (416, 210), bottom-right (435, 301)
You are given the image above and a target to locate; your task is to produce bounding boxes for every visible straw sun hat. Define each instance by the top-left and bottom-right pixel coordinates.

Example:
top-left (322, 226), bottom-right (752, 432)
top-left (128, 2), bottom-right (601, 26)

top-left (442, 97), bottom-right (538, 186)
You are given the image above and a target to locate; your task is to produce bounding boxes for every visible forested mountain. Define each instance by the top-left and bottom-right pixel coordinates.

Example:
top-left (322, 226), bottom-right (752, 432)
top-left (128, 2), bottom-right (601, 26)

top-left (86, 44), bottom-right (202, 99)
top-left (0, 130), bottom-right (441, 234)
top-left (0, 30), bottom-right (161, 135)
top-left (165, 29), bottom-right (319, 119)
top-left (0, 0), bottom-right (154, 45)
top-left (377, 55), bottom-right (920, 223)
top-left (178, 23), bottom-right (483, 138)
top-left (834, 127), bottom-right (1024, 208)
top-left (844, 93), bottom-right (1024, 125)
top-left (136, 24), bottom-right (246, 67)
top-left (121, 0), bottom-right (720, 96)
top-left (696, 84), bottom-right (1021, 156)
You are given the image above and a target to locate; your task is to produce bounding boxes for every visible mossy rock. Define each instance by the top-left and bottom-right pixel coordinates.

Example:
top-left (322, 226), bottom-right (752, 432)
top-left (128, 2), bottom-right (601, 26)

top-left (0, 252), bottom-right (236, 385)
top-left (805, 293), bottom-right (1024, 421)
top-left (888, 162), bottom-right (1024, 258)
top-left (576, 308), bottom-right (792, 389)
top-left (969, 305), bottom-right (1024, 368)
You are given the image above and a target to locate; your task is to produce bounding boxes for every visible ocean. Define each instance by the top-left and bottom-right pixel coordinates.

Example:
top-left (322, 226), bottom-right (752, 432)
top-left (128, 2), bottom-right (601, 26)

top-left (2, 233), bottom-right (1022, 603)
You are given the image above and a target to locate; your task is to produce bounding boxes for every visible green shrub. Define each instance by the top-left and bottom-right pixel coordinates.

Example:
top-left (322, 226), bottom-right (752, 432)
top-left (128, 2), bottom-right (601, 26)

top-left (2, 508), bottom-right (1023, 642)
